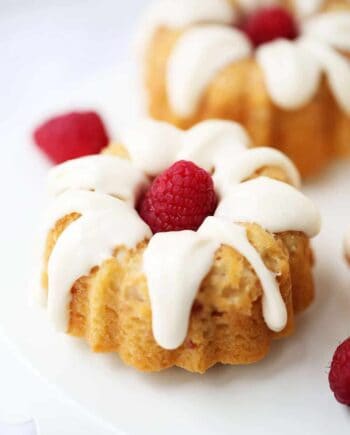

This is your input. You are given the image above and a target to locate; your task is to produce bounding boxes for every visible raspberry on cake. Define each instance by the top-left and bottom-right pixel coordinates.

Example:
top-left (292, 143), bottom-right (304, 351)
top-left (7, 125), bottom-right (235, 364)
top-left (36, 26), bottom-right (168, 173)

top-left (140, 0), bottom-right (350, 177)
top-left (138, 160), bottom-right (217, 233)
top-left (38, 119), bottom-right (321, 373)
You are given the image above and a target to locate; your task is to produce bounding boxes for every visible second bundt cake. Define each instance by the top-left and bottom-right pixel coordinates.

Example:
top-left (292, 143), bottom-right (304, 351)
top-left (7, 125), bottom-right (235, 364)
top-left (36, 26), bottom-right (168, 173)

top-left (139, 0), bottom-right (350, 177)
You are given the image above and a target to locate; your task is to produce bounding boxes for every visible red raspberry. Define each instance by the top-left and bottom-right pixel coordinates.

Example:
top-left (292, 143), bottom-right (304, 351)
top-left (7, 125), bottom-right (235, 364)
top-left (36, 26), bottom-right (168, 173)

top-left (33, 111), bottom-right (109, 164)
top-left (138, 160), bottom-right (217, 233)
top-left (329, 337), bottom-right (350, 405)
top-left (240, 6), bottom-right (298, 47)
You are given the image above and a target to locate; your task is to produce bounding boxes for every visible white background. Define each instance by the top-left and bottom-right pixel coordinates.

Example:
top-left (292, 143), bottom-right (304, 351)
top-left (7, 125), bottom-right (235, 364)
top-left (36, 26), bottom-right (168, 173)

top-left (0, 1), bottom-right (148, 433)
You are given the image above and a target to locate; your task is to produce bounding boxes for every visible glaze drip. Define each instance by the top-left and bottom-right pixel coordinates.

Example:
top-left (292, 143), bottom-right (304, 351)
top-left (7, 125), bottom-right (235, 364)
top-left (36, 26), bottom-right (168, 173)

top-left (215, 177), bottom-right (321, 237)
top-left (120, 120), bottom-right (299, 190)
top-left (167, 25), bottom-right (252, 117)
top-left (145, 216), bottom-right (287, 350)
top-left (256, 39), bottom-right (322, 110)
top-left (137, 0), bottom-right (235, 55)
top-left (48, 155), bottom-right (148, 204)
top-left (47, 205), bottom-right (152, 331)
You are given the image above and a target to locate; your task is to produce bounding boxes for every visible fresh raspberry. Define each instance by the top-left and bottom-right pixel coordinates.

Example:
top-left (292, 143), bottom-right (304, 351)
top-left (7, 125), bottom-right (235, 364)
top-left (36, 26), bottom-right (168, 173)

top-left (329, 337), bottom-right (350, 405)
top-left (138, 160), bottom-right (217, 233)
top-left (33, 111), bottom-right (109, 164)
top-left (240, 6), bottom-right (298, 47)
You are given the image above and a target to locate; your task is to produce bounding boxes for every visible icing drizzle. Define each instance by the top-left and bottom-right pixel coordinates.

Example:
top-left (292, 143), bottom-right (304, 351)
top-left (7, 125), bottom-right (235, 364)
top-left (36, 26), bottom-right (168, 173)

top-left (167, 25), bottom-right (252, 117)
top-left (47, 203), bottom-right (152, 331)
top-left (140, 0), bottom-right (350, 114)
top-left (137, 0), bottom-right (235, 56)
top-left (145, 216), bottom-right (287, 350)
top-left (42, 120), bottom-right (320, 349)
top-left (215, 177), bottom-right (321, 237)
top-left (256, 39), bottom-right (322, 110)
top-left (294, 0), bottom-right (325, 17)
top-left (48, 155), bottom-right (148, 205)
top-left (236, 0), bottom-right (278, 13)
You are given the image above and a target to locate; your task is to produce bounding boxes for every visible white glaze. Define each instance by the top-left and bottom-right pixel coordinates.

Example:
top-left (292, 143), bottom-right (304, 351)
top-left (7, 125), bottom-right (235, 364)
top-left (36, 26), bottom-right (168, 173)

top-left (43, 120), bottom-right (321, 350)
top-left (303, 12), bottom-right (350, 51)
top-left (121, 119), bottom-right (250, 176)
top-left (215, 177), bottom-right (321, 237)
top-left (144, 230), bottom-right (218, 349)
top-left (300, 38), bottom-right (350, 114)
top-left (294, 0), bottom-right (325, 17)
top-left (38, 190), bottom-right (127, 305)
top-left (213, 147), bottom-right (301, 196)
top-left (199, 217), bottom-right (287, 334)
top-left (47, 206), bottom-right (151, 330)
top-left (236, 0), bottom-right (277, 13)
top-left (141, 0), bottom-right (350, 114)
top-left (179, 120), bottom-right (250, 171)
top-left (144, 216), bottom-right (287, 350)
top-left (256, 40), bottom-right (322, 110)
top-left (119, 119), bottom-right (183, 176)
top-left (120, 119), bottom-right (299, 193)
top-left (137, 0), bottom-right (235, 55)
top-left (44, 190), bottom-right (124, 233)
top-left (48, 155), bottom-right (148, 205)
top-left (167, 25), bottom-right (252, 117)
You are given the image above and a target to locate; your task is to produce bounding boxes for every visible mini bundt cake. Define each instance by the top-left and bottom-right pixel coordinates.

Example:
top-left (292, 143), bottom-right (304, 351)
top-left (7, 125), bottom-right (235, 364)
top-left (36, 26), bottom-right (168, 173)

top-left (139, 0), bottom-right (350, 177)
top-left (39, 119), bottom-right (321, 373)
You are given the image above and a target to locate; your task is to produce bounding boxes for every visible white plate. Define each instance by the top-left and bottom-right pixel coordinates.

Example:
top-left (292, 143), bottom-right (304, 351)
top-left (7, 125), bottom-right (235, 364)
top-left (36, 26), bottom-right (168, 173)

top-left (2, 64), bottom-right (350, 435)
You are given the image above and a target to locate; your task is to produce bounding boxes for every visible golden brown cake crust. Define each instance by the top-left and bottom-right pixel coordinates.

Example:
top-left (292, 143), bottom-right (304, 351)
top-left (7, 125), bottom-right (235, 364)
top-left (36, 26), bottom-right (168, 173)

top-left (44, 219), bottom-right (313, 373)
top-left (42, 153), bottom-right (315, 373)
top-left (144, 0), bottom-right (350, 178)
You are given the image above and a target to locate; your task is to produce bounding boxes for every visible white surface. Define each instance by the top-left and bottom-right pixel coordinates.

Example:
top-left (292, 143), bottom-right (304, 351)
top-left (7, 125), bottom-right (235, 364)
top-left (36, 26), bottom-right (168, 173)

top-left (0, 421), bottom-right (37, 435)
top-left (1, 2), bottom-right (350, 434)
top-left (1, 55), bottom-right (350, 435)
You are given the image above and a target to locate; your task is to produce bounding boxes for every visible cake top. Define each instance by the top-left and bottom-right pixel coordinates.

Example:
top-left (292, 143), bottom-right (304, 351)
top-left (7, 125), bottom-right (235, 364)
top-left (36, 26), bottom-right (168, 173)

top-left (42, 119), bottom-right (321, 350)
top-left (138, 0), bottom-right (350, 115)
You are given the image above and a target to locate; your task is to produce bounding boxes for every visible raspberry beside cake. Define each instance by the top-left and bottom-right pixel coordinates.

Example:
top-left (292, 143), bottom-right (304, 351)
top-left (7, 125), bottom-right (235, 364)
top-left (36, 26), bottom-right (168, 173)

top-left (39, 119), bottom-right (321, 373)
top-left (140, 0), bottom-right (350, 177)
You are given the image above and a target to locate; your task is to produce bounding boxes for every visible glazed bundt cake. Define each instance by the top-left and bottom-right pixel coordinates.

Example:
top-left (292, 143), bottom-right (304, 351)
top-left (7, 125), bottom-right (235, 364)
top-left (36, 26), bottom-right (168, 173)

top-left (39, 119), bottom-right (321, 373)
top-left (139, 0), bottom-right (350, 177)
